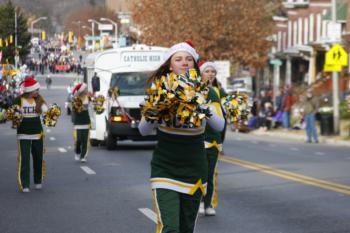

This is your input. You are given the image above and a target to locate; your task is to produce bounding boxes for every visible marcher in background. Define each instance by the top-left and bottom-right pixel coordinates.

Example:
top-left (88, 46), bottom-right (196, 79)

top-left (197, 61), bottom-right (226, 216)
top-left (72, 83), bottom-right (90, 163)
top-left (302, 90), bottom-right (319, 143)
top-left (13, 78), bottom-right (48, 192)
top-left (138, 41), bottom-right (225, 233)
top-left (45, 75), bottom-right (52, 90)
top-left (282, 85), bottom-right (293, 129)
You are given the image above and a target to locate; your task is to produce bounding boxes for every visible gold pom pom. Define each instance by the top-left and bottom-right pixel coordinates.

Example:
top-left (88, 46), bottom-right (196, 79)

top-left (6, 105), bottom-right (23, 129)
top-left (90, 95), bottom-right (105, 114)
top-left (72, 97), bottom-right (83, 113)
top-left (43, 104), bottom-right (61, 127)
top-left (223, 93), bottom-right (250, 124)
top-left (141, 69), bottom-right (211, 128)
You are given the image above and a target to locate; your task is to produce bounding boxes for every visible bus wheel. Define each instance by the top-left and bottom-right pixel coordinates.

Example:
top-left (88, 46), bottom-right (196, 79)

top-left (106, 132), bottom-right (116, 150)
top-left (90, 139), bottom-right (100, 147)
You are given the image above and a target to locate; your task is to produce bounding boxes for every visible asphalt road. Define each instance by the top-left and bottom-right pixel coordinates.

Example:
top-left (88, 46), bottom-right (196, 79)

top-left (0, 73), bottom-right (350, 233)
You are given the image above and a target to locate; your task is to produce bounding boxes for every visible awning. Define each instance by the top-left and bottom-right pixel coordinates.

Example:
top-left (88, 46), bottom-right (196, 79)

top-left (323, 3), bottom-right (347, 22)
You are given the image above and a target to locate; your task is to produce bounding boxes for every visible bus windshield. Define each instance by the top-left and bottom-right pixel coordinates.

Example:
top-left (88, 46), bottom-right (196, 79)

top-left (110, 72), bottom-right (149, 96)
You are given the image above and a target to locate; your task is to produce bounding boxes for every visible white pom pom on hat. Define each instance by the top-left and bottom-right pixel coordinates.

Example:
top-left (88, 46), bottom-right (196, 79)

top-left (163, 40), bottom-right (199, 62)
top-left (22, 77), bottom-right (40, 93)
top-left (73, 83), bottom-right (88, 97)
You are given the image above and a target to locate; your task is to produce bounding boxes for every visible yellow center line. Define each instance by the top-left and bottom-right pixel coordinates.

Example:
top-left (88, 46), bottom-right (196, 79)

top-left (219, 155), bottom-right (350, 196)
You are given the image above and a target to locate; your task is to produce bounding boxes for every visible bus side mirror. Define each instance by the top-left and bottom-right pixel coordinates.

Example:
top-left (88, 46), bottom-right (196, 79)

top-left (92, 74), bottom-right (100, 92)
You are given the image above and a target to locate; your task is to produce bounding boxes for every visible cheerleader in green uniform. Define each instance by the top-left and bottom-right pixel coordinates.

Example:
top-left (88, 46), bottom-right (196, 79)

top-left (198, 62), bottom-right (227, 216)
top-left (14, 78), bottom-right (48, 192)
top-left (139, 42), bottom-right (225, 233)
top-left (72, 83), bottom-right (90, 163)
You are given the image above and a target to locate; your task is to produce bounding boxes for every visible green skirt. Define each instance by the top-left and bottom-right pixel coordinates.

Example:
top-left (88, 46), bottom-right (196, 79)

top-left (151, 130), bottom-right (207, 185)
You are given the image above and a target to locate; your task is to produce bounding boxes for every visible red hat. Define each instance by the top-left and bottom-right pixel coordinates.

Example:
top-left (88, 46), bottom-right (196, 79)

top-left (22, 77), bottom-right (40, 93)
top-left (197, 60), bottom-right (206, 68)
top-left (73, 82), bottom-right (88, 97)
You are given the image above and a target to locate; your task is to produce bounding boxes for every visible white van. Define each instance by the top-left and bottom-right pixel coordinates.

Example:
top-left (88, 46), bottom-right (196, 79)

top-left (85, 44), bottom-right (167, 149)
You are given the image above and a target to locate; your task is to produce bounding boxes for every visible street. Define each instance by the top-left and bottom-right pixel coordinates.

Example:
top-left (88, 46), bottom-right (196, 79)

top-left (1, 74), bottom-right (350, 233)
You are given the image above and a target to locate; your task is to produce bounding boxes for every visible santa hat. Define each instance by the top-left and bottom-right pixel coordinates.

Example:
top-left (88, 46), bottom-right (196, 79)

top-left (22, 77), bottom-right (40, 93)
top-left (73, 83), bottom-right (88, 97)
top-left (199, 61), bottom-right (217, 74)
top-left (163, 40), bottom-right (199, 62)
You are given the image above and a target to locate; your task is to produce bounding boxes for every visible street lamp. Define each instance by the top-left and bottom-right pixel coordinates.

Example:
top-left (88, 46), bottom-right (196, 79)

top-left (88, 19), bottom-right (102, 52)
top-left (100, 17), bottom-right (118, 43)
top-left (30, 16), bottom-right (48, 38)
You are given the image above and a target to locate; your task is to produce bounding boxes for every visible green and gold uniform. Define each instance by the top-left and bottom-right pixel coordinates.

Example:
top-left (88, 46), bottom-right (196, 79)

top-left (73, 96), bottom-right (90, 160)
top-left (139, 87), bottom-right (225, 233)
top-left (203, 87), bottom-right (224, 210)
top-left (15, 97), bottom-right (47, 191)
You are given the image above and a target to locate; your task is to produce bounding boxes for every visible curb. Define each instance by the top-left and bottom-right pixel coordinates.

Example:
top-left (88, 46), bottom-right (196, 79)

top-left (250, 130), bottom-right (350, 147)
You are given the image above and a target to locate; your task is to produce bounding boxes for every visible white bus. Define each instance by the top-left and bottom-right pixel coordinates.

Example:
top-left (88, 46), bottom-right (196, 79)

top-left (84, 44), bottom-right (168, 149)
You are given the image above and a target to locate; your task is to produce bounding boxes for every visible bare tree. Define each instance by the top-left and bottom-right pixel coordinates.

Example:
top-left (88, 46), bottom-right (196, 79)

top-left (64, 6), bottom-right (119, 39)
top-left (132, 0), bottom-right (279, 68)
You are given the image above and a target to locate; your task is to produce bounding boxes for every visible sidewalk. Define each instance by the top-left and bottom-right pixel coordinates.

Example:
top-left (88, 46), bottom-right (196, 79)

top-left (250, 128), bottom-right (350, 147)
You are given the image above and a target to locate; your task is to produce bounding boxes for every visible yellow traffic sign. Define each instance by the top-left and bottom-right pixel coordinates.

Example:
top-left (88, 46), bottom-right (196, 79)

top-left (325, 44), bottom-right (348, 66)
top-left (324, 63), bottom-right (342, 72)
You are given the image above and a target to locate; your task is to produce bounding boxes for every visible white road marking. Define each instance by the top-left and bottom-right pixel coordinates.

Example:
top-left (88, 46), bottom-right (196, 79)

top-left (58, 147), bottom-right (67, 153)
top-left (46, 129), bottom-right (51, 133)
top-left (315, 152), bottom-right (325, 155)
top-left (236, 137), bottom-right (242, 141)
top-left (290, 147), bottom-right (299, 151)
top-left (139, 208), bottom-right (157, 224)
top-left (49, 137), bottom-right (56, 141)
top-left (67, 146), bottom-right (72, 149)
top-left (80, 166), bottom-right (96, 175)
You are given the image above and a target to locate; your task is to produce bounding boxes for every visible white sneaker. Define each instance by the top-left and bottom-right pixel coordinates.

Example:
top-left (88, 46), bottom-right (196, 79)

top-left (22, 188), bottom-right (30, 193)
top-left (205, 207), bottom-right (216, 216)
top-left (74, 154), bottom-right (80, 161)
top-left (35, 184), bottom-right (42, 190)
top-left (198, 202), bottom-right (205, 215)
top-left (80, 158), bottom-right (87, 163)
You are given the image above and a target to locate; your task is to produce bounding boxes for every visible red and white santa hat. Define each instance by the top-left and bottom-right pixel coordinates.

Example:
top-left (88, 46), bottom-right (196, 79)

top-left (73, 82), bottom-right (88, 97)
top-left (22, 77), bottom-right (40, 93)
top-left (199, 61), bottom-right (217, 74)
top-left (163, 40), bottom-right (199, 62)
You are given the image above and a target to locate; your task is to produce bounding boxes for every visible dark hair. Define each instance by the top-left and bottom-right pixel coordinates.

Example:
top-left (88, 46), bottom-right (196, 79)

top-left (211, 77), bottom-right (219, 88)
top-left (22, 91), bottom-right (46, 114)
top-left (147, 57), bottom-right (200, 86)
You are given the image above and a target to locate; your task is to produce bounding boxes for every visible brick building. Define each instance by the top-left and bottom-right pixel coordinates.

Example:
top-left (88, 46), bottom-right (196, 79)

top-left (270, 0), bottom-right (348, 95)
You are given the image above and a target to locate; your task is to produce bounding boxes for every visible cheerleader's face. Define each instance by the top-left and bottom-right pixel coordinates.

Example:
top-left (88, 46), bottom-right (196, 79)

top-left (28, 89), bottom-right (39, 98)
top-left (201, 67), bottom-right (217, 85)
top-left (170, 51), bottom-right (195, 75)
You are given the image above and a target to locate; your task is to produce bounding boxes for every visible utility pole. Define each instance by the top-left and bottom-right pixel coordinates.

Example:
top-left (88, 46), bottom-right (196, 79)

top-left (14, 9), bottom-right (18, 69)
top-left (331, 0), bottom-right (340, 134)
